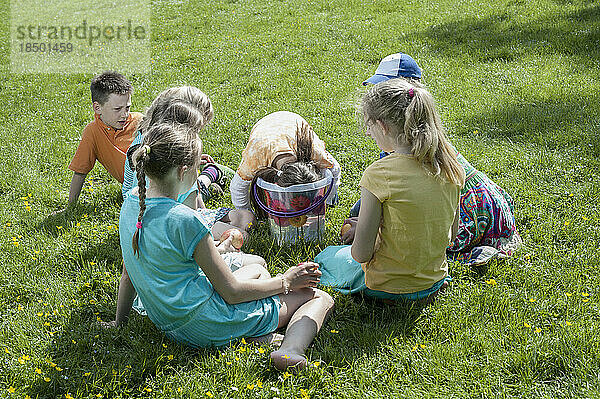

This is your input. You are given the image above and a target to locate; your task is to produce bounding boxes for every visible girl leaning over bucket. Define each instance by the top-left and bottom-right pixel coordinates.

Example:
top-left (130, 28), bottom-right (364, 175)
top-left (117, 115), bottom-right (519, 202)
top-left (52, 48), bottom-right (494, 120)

top-left (116, 123), bottom-right (334, 372)
top-left (230, 111), bottom-right (341, 210)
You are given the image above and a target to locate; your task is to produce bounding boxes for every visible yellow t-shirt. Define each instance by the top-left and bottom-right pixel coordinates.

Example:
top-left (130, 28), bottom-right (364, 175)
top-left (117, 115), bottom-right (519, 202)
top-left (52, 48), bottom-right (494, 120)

top-left (236, 111), bottom-right (333, 181)
top-left (359, 153), bottom-right (460, 294)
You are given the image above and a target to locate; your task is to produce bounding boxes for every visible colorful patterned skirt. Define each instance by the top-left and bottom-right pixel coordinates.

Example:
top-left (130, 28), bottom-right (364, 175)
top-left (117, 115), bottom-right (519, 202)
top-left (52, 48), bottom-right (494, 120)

top-left (447, 162), bottom-right (521, 266)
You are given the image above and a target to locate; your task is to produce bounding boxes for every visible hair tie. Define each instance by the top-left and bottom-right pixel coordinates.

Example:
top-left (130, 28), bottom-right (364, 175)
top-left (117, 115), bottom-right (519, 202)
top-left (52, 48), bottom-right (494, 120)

top-left (408, 88), bottom-right (415, 98)
top-left (136, 221), bottom-right (142, 229)
top-left (143, 145), bottom-right (151, 155)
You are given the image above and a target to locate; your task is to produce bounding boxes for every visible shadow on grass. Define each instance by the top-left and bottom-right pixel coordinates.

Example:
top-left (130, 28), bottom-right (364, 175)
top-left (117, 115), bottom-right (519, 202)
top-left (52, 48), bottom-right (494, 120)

top-left (419, 5), bottom-right (600, 62)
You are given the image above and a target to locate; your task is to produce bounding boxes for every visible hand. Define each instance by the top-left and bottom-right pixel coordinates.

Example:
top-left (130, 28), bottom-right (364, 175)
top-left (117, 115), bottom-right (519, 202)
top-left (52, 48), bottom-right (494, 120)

top-left (340, 217), bottom-right (358, 244)
top-left (98, 320), bottom-right (118, 329)
top-left (200, 154), bottom-right (215, 166)
top-left (282, 261), bottom-right (322, 291)
top-left (215, 236), bottom-right (238, 254)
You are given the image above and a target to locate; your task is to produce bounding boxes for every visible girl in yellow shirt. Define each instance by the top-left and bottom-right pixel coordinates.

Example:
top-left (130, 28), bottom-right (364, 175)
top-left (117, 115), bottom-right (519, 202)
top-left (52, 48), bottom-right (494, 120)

top-left (317, 78), bottom-right (465, 304)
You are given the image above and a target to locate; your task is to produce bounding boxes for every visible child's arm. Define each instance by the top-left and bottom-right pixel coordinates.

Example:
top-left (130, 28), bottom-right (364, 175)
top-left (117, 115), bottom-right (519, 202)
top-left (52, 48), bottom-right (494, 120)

top-left (193, 235), bottom-right (321, 304)
top-left (100, 263), bottom-right (137, 328)
top-left (230, 172), bottom-right (252, 210)
top-left (350, 187), bottom-right (382, 263)
top-left (450, 205), bottom-right (460, 243)
top-left (68, 172), bottom-right (87, 205)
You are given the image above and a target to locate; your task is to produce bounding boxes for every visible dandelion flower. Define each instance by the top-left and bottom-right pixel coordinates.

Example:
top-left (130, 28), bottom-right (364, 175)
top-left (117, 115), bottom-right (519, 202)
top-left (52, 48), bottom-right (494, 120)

top-left (485, 279), bottom-right (497, 285)
top-left (35, 368), bottom-right (42, 374)
top-left (56, 226), bottom-right (63, 230)
top-left (55, 367), bottom-right (62, 371)
top-left (162, 343), bottom-right (167, 348)
top-left (205, 391), bottom-right (214, 398)
top-left (96, 394), bottom-right (103, 398)
top-left (44, 377), bottom-right (50, 382)
top-left (565, 292), bottom-right (572, 297)
top-left (529, 298), bottom-right (536, 303)
top-left (565, 321), bottom-right (572, 326)
top-left (301, 388), bottom-right (310, 399)
top-left (583, 298), bottom-right (590, 303)
top-left (330, 329), bottom-right (339, 333)
top-left (65, 394), bottom-right (74, 399)
top-left (281, 354), bottom-right (290, 359)
top-left (258, 347), bottom-right (265, 354)
top-left (167, 355), bottom-right (173, 360)
top-left (8, 386), bottom-right (15, 393)
top-left (534, 327), bottom-right (542, 333)
top-left (84, 372), bottom-right (91, 377)
top-left (524, 322), bottom-right (531, 328)
top-left (247, 384), bottom-right (254, 390)
top-left (582, 292), bottom-right (590, 297)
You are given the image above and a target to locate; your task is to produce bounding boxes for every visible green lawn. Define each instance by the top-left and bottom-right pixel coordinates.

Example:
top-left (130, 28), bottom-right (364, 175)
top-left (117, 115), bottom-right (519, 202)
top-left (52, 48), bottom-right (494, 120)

top-left (1, 0), bottom-right (600, 397)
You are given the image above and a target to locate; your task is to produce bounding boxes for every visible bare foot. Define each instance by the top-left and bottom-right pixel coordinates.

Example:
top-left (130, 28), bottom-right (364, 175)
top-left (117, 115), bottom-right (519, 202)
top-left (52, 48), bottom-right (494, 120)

top-left (247, 333), bottom-right (284, 348)
top-left (270, 349), bottom-right (308, 372)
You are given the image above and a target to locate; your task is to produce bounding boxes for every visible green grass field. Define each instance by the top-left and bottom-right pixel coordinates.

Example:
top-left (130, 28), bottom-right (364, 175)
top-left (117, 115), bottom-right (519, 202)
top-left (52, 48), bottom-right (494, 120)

top-left (1, 0), bottom-right (600, 397)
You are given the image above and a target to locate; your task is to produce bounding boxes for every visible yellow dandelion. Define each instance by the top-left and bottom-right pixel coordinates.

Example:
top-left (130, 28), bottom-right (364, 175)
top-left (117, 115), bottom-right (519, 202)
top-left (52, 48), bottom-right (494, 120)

top-left (3, 348), bottom-right (8, 353)
top-left (206, 391), bottom-right (214, 398)
top-left (246, 384), bottom-right (254, 390)
top-left (162, 343), bottom-right (167, 348)
top-left (90, 262), bottom-right (96, 266)
top-left (485, 279), bottom-right (497, 285)
top-left (84, 372), bottom-right (91, 377)
top-left (96, 395), bottom-right (103, 398)
top-left (8, 386), bottom-right (15, 393)
top-left (258, 347), bottom-right (265, 354)
top-left (226, 361), bottom-right (232, 365)
top-left (534, 327), bottom-right (542, 333)
top-left (313, 361), bottom-right (321, 367)
top-left (18, 357), bottom-right (26, 364)
top-left (281, 354), bottom-right (290, 359)
top-left (411, 345), bottom-right (418, 352)
top-left (56, 226), bottom-right (62, 230)
top-left (238, 346), bottom-right (247, 353)
top-left (177, 388), bottom-right (182, 393)
top-left (420, 344), bottom-right (427, 349)
top-left (44, 377), bottom-right (50, 382)
top-left (55, 367), bottom-right (62, 371)
top-left (565, 321), bottom-right (572, 326)
top-left (582, 216), bottom-right (589, 221)
top-left (283, 371), bottom-right (292, 378)
top-left (583, 298), bottom-right (590, 302)
top-left (256, 380), bottom-right (263, 388)
top-left (529, 298), bottom-right (536, 303)
top-left (582, 292), bottom-right (590, 297)
top-left (565, 292), bottom-right (572, 297)
top-left (167, 355), bottom-right (173, 360)
top-left (473, 130), bottom-right (479, 134)
top-left (65, 394), bottom-right (74, 399)
top-left (524, 322), bottom-right (531, 328)
top-left (241, 338), bottom-right (247, 345)
top-left (76, 222), bottom-right (81, 227)
top-left (25, 395), bottom-right (31, 399)
top-left (330, 329), bottom-right (339, 333)
top-left (301, 388), bottom-right (310, 399)
top-left (18, 305), bottom-right (23, 311)
top-left (144, 387), bottom-right (152, 392)
top-left (35, 368), bottom-right (42, 374)
top-left (564, 221), bottom-right (571, 227)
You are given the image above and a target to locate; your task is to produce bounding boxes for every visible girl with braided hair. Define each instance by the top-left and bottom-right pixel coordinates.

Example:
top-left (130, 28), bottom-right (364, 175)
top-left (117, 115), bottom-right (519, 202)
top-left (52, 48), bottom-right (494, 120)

top-left (114, 123), bottom-right (334, 372)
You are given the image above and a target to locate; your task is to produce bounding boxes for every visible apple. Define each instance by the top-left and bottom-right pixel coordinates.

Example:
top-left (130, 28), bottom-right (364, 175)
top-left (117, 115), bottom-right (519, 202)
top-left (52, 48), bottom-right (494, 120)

top-left (220, 228), bottom-right (244, 250)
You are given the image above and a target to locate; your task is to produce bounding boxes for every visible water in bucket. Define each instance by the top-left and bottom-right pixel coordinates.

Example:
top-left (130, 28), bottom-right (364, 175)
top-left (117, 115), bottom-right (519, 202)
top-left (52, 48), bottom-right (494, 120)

top-left (254, 169), bottom-right (333, 244)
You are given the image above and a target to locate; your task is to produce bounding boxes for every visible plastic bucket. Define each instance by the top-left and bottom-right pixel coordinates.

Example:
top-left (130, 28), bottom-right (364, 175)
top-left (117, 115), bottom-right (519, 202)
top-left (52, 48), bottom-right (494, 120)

top-left (254, 169), bottom-right (333, 244)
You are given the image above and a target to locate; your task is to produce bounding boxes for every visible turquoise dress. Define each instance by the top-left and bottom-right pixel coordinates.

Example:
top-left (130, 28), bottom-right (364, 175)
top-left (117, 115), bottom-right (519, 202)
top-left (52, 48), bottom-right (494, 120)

top-left (120, 194), bottom-right (280, 348)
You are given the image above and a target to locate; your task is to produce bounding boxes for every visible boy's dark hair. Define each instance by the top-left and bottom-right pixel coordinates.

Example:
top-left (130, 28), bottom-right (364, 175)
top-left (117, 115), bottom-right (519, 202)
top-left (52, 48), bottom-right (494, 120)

top-left (90, 71), bottom-right (133, 105)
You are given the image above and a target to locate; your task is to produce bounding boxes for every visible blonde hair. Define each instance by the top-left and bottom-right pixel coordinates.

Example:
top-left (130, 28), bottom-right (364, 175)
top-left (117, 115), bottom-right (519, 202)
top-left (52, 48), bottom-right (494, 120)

top-left (130, 123), bottom-right (201, 256)
top-left (138, 86), bottom-right (213, 135)
top-left (360, 79), bottom-right (465, 186)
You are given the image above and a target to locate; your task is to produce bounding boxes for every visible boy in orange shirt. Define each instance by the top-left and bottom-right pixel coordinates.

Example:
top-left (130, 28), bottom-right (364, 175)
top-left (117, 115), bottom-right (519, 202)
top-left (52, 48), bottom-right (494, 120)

top-left (66, 71), bottom-right (143, 208)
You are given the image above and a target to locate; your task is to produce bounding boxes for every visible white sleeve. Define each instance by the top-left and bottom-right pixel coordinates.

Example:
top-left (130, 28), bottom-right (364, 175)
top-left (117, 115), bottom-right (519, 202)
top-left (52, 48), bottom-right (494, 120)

top-left (230, 172), bottom-right (253, 210)
top-left (325, 152), bottom-right (341, 206)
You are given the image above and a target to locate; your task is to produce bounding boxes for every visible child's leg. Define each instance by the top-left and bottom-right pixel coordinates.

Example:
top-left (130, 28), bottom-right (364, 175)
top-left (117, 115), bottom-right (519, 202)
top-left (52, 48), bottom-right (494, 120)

top-left (232, 262), bottom-right (270, 280)
top-left (270, 288), bottom-right (334, 371)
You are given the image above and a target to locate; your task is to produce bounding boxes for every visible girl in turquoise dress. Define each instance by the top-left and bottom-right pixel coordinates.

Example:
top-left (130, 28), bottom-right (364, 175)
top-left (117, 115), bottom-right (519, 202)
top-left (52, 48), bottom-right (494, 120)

top-left (117, 123), bottom-right (333, 372)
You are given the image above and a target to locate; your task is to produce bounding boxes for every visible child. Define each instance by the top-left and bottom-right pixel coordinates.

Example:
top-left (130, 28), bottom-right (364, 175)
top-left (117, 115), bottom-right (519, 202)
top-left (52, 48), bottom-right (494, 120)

top-left (318, 79), bottom-right (464, 303)
top-left (351, 53), bottom-right (521, 265)
top-left (121, 86), bottom-right (253, 239)
top-left (230, 111), bottom-right (341, 210)
top-left (65, 71), bottom-right (143, 208)
top-left (117, 123), bottom-right (334, 371)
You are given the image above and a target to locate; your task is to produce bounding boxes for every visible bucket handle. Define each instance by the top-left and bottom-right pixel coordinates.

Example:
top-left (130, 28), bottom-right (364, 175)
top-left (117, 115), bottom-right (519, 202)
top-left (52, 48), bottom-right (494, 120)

top-left (252, 178), bottom-right (335, 218)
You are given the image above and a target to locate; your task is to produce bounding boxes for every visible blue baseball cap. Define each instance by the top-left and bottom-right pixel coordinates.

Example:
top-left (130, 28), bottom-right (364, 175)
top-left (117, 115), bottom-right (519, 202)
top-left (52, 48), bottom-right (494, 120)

top-left (362, 53), bottom-right (422, 85)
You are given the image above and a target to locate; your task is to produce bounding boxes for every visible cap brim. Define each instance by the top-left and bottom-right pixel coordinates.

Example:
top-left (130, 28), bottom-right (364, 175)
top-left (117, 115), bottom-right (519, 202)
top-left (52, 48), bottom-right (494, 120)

top-left (362, 74), bottom-right (392, 86)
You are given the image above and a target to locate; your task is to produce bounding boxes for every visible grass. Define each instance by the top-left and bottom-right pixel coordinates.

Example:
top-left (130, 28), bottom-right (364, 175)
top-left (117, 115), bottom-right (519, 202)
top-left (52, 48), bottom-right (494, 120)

top-left (1, 0), bottom-right (600, 397)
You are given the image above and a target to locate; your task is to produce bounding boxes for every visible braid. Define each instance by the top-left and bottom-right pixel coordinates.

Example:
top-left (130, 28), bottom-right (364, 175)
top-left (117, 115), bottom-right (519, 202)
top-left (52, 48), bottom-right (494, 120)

top-left (132, 149), bottom-right (148, 257)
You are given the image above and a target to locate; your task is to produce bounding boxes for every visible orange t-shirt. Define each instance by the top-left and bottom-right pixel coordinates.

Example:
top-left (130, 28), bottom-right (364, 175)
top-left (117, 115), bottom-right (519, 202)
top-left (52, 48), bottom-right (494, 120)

top-left (69, 112), bottom-right (143, 183)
